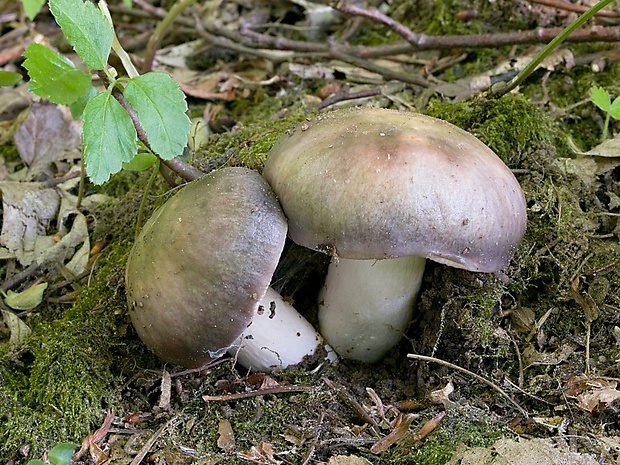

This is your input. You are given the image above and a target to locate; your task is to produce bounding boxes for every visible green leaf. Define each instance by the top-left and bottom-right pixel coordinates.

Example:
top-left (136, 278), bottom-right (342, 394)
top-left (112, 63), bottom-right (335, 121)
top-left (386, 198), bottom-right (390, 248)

top-left (48, 0), bottom-right (113, 70)
top-left (83, 92), bottom-right (138, 184)
top-left (0, 70), bottom-right (23, 87)
top-left (608, 96), bottom-right (620, 120)
top-left (123, 152), bottom-right (158, 171)
top-left (123, 72), bottom-right (190, 159)
top-left (23, 43), bottom-right (93, 105)
top-left (21, 0), bottom-right (47, 20)
top-left (590, 86), bottom-right (611, 112)
top-left (25, 461), bottom-right (46, 465)
top-left (48, 442), bottom-right (79, 465)
top-left (4, 282), bottom-right (48, 310)
top-left (70, 85), bottom-right (98, 120)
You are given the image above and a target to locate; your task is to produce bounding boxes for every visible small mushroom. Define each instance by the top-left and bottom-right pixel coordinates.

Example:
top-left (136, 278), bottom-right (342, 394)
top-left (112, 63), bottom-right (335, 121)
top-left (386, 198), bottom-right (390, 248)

top-left (126, 167), bottom-right (327, 371)
top-left (263, 108), bottom-right (527, 363)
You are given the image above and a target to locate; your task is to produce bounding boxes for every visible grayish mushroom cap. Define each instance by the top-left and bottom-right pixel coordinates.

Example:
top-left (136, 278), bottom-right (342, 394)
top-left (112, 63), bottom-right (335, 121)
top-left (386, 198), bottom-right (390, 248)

top-left (126, 167), bottom-right (288, 368)
top-left (263, 108), bottom-right (527, 272)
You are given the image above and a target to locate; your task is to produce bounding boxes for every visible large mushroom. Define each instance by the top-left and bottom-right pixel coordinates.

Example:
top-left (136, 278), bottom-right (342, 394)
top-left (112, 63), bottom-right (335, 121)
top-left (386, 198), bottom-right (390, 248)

top-left (126, 167), bottom-right (328, 371)
top-left (263, 108), bottom-right (527, 363)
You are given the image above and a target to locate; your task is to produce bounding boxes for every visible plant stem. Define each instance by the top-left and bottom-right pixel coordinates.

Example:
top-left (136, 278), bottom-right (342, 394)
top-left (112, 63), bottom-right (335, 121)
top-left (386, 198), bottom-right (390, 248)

top-left (142, 0), bottom-right (197, 73)
top-left (99, 0), bottom-right (140, 78)
top-left (603, 112), bottom-right (610, 141)
top-left (490, 0), bottom-right (614, 97)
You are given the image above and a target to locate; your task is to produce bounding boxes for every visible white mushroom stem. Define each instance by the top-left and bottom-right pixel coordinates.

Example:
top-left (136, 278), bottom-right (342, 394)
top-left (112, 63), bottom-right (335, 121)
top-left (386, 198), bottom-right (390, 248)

top-left (318, 256), bottom-right (426, 363)
top-left (229, 287), bottom-right (336, 372)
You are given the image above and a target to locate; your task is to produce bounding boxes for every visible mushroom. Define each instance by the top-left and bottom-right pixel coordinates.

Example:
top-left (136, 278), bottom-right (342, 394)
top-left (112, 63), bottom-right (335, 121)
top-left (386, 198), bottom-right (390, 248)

top-left (126, 167), bottom-right (328, 371)
top-left (263, 108), bottom-right (527, 363)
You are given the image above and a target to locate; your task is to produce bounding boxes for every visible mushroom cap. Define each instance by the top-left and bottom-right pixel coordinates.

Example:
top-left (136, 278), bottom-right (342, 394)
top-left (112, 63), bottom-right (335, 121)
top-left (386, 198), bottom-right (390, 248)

top-left (263, 108), bottom-right (526, 272)
top-left (126, 167), bottom-right (287, 368)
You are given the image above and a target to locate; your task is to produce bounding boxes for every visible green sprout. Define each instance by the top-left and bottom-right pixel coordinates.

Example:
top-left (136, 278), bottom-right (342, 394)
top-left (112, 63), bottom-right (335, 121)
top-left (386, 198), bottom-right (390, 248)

top-left (590, 86), bottom-right (620, 141)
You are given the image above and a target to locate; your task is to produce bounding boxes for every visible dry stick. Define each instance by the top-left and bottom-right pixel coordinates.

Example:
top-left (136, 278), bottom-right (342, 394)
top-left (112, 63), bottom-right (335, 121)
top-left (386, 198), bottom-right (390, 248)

top-left (406, 353), bottom-right (529, 418)
top-left (491, 0), bottom-right (615, 96)
top-left (202, 385), bottom-right (314, 402)
top-left (130, 416), bottom-right (178, 465)
top-left (529, 0), bottom-right (620, 18)
top-left (333, 0), bottom-right (620, 51)
top-left (322, 377), bottom-right (380, 429)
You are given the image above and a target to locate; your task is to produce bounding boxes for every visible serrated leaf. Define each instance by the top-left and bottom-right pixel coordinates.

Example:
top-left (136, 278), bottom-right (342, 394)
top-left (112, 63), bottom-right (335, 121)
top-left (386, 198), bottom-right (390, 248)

top-left (590, 86), bottom-right (611, 112)
top-left (23, 43), bottom-right (93, 105)
top-left (48, 0), bottom-right (113, 70)
top-left (0, 71), bottom-right (23, 87)
top-left (123, 72), bottom-right (190, 159)
top-left (22, 0), bottom-right (47, 20)
top-left (4, 282), bottom-right (48, 310)
top-left (83, 92), bottom-right (138, 184)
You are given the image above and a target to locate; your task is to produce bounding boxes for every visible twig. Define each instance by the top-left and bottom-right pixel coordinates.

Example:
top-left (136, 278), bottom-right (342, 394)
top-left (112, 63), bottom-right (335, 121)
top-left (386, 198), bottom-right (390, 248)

top-left (129, 416), bottom-right (178, 465)
top-left (317, 87), bottom-right (382, 110)
top-left (529, 0), bottom-right (620, 18)
top-left (202, 385), bottom-right (314, 401)
top-left (1, 263), bottom-right (40, 293)
top-left (322, 377), bottom-right (380, 429)
top-left (407, 353), bottom-right (528, 418)
top-left (333, 1), bottom-right (620, 51)
top-left (491, 0), bottom-right (615, 96)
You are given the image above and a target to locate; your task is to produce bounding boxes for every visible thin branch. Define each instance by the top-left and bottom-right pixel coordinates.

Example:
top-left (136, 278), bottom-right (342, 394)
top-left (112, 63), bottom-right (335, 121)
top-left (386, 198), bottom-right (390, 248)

top-left (407, 353), bottom-right (529, 418)
top-left (202, 385), bottom-right (314, 401)
top-left (529, 0), bottom-right (620, 18)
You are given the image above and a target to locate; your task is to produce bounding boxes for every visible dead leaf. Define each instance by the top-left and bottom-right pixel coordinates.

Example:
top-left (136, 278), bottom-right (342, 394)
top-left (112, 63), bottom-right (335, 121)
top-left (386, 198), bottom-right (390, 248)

top-left (237, 441), bottom-right (279, 464)
top-left (565, 375), bottom-right (620, 414)
top-left (0, 181), bottom-right (59, 265)
top-left (217, 419), bottom-right (235, 453)
top-left (448, 438), bottom-right (599, 465)
top-left (0, 308), bottom-right (31, 344)
top-left (370, 413), bottom-right (417, 454)
top-left (13, 103), bottom-right (81, 180)
top-left (522, 342), bottom-right (576, 369)
top-left (324, 455), bottom-right (373, 465)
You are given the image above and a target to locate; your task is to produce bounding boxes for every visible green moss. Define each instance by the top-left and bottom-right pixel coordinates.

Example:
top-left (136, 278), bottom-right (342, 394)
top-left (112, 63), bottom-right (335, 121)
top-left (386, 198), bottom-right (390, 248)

top-left (0, 243), bottom-right (133, 461)
top-left (426, 94), bottom-right (558, 166)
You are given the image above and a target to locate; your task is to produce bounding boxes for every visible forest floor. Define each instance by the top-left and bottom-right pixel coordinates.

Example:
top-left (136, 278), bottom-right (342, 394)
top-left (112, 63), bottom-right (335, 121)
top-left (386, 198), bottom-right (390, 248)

top-left (1, 0), bottom-right (620, 464)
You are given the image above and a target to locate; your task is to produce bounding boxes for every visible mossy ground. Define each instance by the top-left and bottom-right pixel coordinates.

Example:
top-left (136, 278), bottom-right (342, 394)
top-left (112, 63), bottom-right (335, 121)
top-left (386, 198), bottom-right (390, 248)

top-left (2, 0), bottom-right (620, 463)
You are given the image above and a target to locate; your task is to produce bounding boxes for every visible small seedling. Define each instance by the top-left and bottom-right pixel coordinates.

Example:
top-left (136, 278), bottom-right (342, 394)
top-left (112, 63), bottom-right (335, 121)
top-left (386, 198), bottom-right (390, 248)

top-left (22, 0), bottom-right (191, 185)
top-left (589, 86), bottom-right (620, 141)
top-left (26, 442), bottom-right (80, 465)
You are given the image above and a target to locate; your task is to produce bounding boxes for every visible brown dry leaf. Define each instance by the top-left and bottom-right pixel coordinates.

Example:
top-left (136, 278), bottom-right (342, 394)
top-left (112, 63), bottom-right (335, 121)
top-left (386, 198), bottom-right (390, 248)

top-left (522, 342), bottom-right (577, 369)
top-left (0, 180), bottom-right (96, 273)
top-left (13, 103), bottom-right (81, 180)
top-left (323, 455), bottom-right (373, 465)
top-left (370, 413), bottom-right (417, 454)
top-left (565, 375), bottom-right (620, 414)
top-left (429, 382), bottom-right (454, 405)
top-left (0, 308), bottom-right (31, 344)
top-left (448, 438), bottom-right (599, 465)
top-left (217, 419), bottom-right (235, 453)
top-left (0, 182), bottom-right (59, 265)
top-left (237, 441), bottom-right (279, 464)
